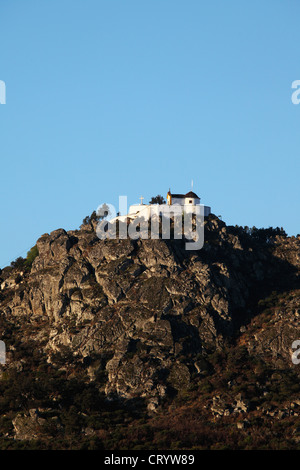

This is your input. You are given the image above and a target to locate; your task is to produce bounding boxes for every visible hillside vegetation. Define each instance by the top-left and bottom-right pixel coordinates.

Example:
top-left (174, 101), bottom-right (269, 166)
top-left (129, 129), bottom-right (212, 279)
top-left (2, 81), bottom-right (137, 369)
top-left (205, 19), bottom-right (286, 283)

top-left (0, 214), bottom-right (299, 449)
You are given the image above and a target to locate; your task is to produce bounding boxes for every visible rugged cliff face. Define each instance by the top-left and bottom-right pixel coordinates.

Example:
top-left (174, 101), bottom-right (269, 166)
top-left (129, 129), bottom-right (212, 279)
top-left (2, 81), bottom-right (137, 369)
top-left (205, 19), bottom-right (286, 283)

top-left (0, 215), bottom-right (299, 448)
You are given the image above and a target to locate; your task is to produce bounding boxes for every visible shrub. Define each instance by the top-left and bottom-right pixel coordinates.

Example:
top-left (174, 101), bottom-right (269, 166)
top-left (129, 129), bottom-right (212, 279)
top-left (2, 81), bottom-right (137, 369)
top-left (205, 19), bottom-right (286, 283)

top-left (10, 257), bottom-right (26, 270)
top-left (25, 245), bottom-right (39, 270)
top-left (82, 204), bottom-right (110, 226)
top-left (149, 195), bottom-right (166, 204)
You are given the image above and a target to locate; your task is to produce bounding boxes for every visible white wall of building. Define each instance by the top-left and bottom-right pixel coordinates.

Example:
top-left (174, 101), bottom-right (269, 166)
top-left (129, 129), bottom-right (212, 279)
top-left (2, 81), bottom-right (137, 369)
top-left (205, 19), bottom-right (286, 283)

top-left (126, 203), bottom-right (211, 219)
top-left (110, 198), bottom-right (211, 224)
top-left (172, 197), bottom-right (200, 206)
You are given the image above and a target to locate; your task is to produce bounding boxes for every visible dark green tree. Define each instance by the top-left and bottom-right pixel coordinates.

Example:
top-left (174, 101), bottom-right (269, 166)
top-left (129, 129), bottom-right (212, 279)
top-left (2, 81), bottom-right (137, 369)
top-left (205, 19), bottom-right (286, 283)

top-left (82, 204), bottom-right (110, 226)
top-left (11, 257), bottom-right (26, 270)
top-left (149, 195), bottom-right (166, 205)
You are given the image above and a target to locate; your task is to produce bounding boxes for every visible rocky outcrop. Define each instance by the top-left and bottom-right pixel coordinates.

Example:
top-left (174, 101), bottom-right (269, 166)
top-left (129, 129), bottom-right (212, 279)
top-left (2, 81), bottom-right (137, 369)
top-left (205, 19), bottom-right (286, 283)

top-left (12, 409), bottom-right (46, 440)
top-left (0, 215), bottom-right (299, 414)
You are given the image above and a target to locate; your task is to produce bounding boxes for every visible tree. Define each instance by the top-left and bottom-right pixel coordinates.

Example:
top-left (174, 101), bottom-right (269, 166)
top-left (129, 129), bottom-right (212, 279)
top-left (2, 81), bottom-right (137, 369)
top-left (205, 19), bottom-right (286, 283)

top-left (82, 204), bottom-right (110, 226)
top-left (149, 195), bottom-right (166, 205)
top-left (11, 257), bottom-right (26, 270)
top-left (25, 245), bottom-right (39, 269)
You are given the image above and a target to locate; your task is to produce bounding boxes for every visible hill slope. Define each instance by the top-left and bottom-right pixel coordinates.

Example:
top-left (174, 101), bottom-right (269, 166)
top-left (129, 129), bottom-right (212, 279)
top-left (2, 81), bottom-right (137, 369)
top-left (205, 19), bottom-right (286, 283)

top-left (0, 215), bottom-right (299, 449)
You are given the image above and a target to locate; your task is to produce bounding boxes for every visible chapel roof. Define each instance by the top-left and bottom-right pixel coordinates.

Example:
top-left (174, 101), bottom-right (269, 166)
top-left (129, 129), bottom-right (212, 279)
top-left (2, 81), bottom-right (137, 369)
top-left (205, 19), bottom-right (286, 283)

top-left (185, 191), bottom-right (200, 198)
top-left (170, 191), bottom-right (200, 199)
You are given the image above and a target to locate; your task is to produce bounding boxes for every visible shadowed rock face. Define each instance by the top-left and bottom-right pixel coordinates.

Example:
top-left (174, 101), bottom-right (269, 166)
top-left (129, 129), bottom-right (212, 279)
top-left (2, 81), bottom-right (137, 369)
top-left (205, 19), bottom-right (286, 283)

top-left (1, 215), bottom-right (299, 411)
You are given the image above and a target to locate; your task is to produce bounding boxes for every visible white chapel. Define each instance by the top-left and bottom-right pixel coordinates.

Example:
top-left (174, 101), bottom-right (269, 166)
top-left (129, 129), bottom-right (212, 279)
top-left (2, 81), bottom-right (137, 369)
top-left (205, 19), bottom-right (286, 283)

top-left (112, 189), bottom-right (211, 223)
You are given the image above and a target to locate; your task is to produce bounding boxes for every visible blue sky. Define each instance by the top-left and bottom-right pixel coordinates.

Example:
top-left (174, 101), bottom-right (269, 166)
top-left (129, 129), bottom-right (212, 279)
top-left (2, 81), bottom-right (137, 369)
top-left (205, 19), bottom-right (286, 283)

top-left (0, 0), bottom-right (300, 268)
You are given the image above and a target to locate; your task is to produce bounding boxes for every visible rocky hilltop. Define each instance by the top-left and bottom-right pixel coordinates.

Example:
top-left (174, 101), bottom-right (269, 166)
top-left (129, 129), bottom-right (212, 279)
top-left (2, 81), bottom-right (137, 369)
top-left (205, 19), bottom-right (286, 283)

top-left (0, 214), bottom-right (299, 449)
